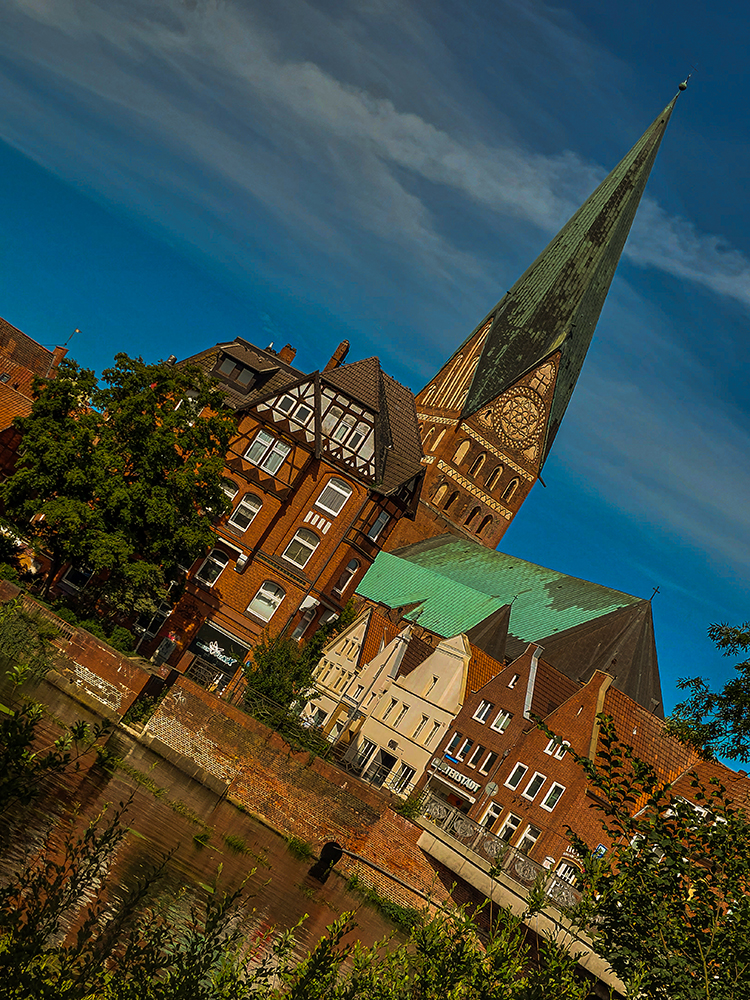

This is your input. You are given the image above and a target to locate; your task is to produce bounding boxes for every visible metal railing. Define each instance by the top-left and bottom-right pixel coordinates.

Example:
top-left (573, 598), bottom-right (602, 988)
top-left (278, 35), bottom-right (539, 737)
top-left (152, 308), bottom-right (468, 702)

top-left (420, 791), bottom-right (580, 910)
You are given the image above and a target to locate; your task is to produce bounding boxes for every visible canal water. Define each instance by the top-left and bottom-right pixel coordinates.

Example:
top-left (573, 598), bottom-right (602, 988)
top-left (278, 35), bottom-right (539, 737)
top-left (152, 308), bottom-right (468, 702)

top-left (0, 679), bottom-right (404, 966)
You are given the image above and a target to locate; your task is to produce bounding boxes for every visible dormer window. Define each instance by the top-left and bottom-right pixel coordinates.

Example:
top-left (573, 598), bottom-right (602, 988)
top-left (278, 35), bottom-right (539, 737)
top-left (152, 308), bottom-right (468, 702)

top-left (217, 356), bottom-right (255, 389)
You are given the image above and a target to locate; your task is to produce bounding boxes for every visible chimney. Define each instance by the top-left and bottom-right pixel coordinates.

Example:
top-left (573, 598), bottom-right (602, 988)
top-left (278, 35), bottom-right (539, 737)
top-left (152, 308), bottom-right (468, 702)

top-left (278, 344), bottom-right (297, 365)
top-left (49, 345), bottom-right (68, 373)
top-left (323, 340), bottom-right (350, 372)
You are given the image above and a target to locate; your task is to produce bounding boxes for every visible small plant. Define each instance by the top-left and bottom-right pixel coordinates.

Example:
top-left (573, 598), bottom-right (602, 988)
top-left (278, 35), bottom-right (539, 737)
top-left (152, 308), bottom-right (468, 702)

top-left (193, 830), bottom-right (211, 847)
top-left (122, 690), bottom-right (165, 727)
top-left (94, 744), bottom-right (120, 772)
top-left (395, 794), bottom-right (425, 820)
top-left (345, 873), bottom-right (421, 932)
top-left (286, 835), bottom-right (313, 860)
top-left (224, 833), bottom-right (249, 854)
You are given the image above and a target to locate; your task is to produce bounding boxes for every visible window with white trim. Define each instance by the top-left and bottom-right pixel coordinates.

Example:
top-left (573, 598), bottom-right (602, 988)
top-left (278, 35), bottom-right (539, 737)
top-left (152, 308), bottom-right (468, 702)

top-left (466, 744), bottom-right (485, 768)
top-left (392, 763), bottom-right (415, 794)
top-left (277, 394), bottom-right (295, 414)
top-left (505, 762), bottom-right (528, 790)
top-left (498, 812), bottom-right (522, 842)
top-left (367, 511), bottom-right (390, 541)
top-left (445, 732), bottom-right (462, 756)
top-left (541, 783), bottom-right (566, 811)
top-left (282, 528), bottom-right (319, 569)
top-left (490, 710), bottom-right (512, 733)
top-left (291, 607), bottom-right (316, 641)
top-left (522, 771), bottom-right (546, 801)
top-left (315, 478), bottom-right (352, 516)
top-left (481, 802), bottom-right (502, 829)
top-left (222, 479), bottom-right (239, 499)
top-left (554, 741), bottom-right (570, 760)
top-left (244, 429), bottom-right (291, 474)
top-left (246, 581), bottom-right (285, 621)
top-left (479, 750), bottom-right (498, 774)
top-left (456, 738), bottom-right (474, 762)
top-left (517, 824), bottom-right (541, 855)
top-left (473, 700), bottom-right (494, 723)
top-left (333, 558), bottom-right (359, 595)
top-left (228, 493), bottom-right (262, 531)
top-left (393, 704), bottom-right (409, 727)
top-left (292, 402), bottom-right (313, 425)
top-left (195, 549), bottom-right (229, 586)
top-left (507, 673), bottom-right (520, 688)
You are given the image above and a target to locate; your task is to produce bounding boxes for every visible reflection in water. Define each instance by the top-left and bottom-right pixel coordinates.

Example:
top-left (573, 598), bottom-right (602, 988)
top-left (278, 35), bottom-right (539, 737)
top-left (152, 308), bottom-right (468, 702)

top-left (0, 680), bottom-right (401, 962)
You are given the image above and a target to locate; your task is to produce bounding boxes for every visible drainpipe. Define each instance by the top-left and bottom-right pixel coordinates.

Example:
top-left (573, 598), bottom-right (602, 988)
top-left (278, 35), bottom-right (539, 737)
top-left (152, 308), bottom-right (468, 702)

top-left (523, 644), bottom-right (544, 720)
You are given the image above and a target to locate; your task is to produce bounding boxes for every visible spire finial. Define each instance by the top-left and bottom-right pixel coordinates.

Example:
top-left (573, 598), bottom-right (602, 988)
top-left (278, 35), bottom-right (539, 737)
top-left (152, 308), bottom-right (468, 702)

top-left (679, 74), bottom-right (691, 92)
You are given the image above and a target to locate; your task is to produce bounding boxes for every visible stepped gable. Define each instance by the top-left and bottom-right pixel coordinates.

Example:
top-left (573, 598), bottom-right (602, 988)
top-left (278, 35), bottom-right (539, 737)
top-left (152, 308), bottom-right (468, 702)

top-left (538, 601), bottom-right (662, 718)
top-left (358, 534), bottom-right (661, 713)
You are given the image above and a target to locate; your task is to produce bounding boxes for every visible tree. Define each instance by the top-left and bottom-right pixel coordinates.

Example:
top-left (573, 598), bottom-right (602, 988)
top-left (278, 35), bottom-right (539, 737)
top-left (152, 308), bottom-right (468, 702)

top-left (668, 621), bottom-right (750, 762)
top-left (243, 602), bottom-right (357, 709)
top-left (2, 354), bottom-right (236, 616)
top-left (565, 715), bottom-right (750, 999)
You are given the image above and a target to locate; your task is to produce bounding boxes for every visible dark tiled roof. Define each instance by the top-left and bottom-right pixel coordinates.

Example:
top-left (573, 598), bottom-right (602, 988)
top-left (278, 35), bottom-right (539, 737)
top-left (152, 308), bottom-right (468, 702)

top-left (467, 643), bottom-right (506, 693)
top-left (358, 609), bottom-right (405, 668)
top-left (531, 657), bottom-right (580, 719)
top-left (397, 634), bottom-right (435, 678)
top-left (379, 372), bottom-right (424, 495)
top-left (322, 357), bottom-right (382, 411)
top-left (0, 383), bottom-right (33, 431)
top-left (466, 604), bottom-right (510, 663)
top-left (181, 338), bottom-right (304, 410)
top-left (0, 317), bottom-right (55, 377)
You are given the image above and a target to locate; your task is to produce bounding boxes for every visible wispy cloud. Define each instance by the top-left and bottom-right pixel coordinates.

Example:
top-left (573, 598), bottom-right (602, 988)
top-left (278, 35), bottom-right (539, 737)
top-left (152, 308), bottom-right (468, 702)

top-left (1, 0), bottom-right (749, 315)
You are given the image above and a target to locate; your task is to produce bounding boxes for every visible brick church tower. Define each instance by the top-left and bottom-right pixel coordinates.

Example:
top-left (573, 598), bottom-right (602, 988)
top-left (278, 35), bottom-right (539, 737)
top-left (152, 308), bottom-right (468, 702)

top-left (386, 93), bottom-right (683, 552)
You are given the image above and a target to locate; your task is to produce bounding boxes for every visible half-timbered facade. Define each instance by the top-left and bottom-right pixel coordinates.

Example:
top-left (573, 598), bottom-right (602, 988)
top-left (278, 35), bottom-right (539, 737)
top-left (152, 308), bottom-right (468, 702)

top-left (140, 338), bottom-right (423, 692)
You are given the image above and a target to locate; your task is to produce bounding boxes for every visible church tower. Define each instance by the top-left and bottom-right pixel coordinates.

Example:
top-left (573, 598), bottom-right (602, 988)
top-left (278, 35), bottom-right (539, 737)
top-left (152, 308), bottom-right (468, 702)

top-left (386, 91), bottom-right (683, 552)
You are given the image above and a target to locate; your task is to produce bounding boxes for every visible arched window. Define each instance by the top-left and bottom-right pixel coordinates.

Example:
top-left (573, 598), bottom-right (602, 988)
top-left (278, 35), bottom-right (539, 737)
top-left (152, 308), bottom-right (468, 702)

top-left (431, 429), bottom-right (446, 452)
top-left (486, 466), bottom-right (503, 491)
top-left (423, 384), bottom-right (438, 405)
top-left (464, 506), bottom-right (481, 528)
top-left (195, 549), bottom-right (228, 587)
top-left (423, 427), bottom-right (435, 448)
top-left (222, 479), bottom-right (239, 499)
top-left (476, 514), bottom-right (493, 536)
top-left (502, 478), bottom-right (520, 503)
top-left (444, 490), bottom-right (459, 511)
top-left (433, 484), bottom-right (448, 505)
top-left (333, 558), bottom-right (360, 595)
top-left (469, 453), bottom-right (486, 478)
top-left (452, 440), bottom-right (470, 465)
top-left (247, 581), bottom-right (285, 621)
top-left (228, 493), bottom-right (262, 532)
top-left (316, 477), bottom-right (353, 516)
top-left (283, 528), bottom-right (319, 569)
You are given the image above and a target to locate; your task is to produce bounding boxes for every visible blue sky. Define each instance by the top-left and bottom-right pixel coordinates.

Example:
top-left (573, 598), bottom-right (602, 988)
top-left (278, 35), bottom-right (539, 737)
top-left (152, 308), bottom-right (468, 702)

top-left (1, 0), bottom-right (749, 719)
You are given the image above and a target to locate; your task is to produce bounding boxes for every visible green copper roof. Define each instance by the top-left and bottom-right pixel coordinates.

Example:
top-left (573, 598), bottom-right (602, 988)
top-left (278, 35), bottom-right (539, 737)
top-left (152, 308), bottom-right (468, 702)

top-left (461, 94), bottom-right (680, 466)
top-left (358, 536), bottom-right (644, 644)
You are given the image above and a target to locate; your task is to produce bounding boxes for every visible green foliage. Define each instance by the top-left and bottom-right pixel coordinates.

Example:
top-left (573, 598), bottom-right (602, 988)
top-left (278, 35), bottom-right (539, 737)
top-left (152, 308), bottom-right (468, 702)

top-left (394, 794), bottom-right (425, 820)
top-left (2, 354), bottom-right (237, 615)
top-left (121, 691), bottom-right (165, 728)
top-left (561, 714), bottom-right (750, 999)
top-left (244, 601), bottom-right (358, 709)
top-left (223, 833), bottom-right (249, 854)
top-left (285, 835), bottom-right (313, 860)
top-left (54, 605), bottom-right (137, 654)
top-left (670, 620), bottom-right (750, 761)
top-left (344, 874), bottom-right (421, 934)
top-left (0, 597), bottom-right (59, 685)
top-left (193, 831), bottom-right (211, 848)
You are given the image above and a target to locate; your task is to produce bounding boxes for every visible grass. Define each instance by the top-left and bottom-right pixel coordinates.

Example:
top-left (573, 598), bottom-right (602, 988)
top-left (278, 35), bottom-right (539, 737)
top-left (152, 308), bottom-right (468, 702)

top-left (223, 834), bottom-right (249, 854)
top-left (345, 874), bottom-right (421, 933)
top-left (286, 835), bottom-right (313, 860)
top-left (193, 831), bottom-right (211, 848)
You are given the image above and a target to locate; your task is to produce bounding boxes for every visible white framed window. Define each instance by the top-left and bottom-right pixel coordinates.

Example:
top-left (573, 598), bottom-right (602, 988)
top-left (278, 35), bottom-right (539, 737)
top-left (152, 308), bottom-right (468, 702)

top-left (425, 721), bottom-right (441, 746)
top-left (282, 528), bottom-right (319, 569)
top-left (481, 801), bottom-right (503, 829)
top-left (393, 704), bottom-right (409, 727)
top-left (277, 394), bottom-right (296, 413)
top-left (522, 771), bottom-right (547, 801)
top-left (517, 824), bottom-right (541, 855)
top-left (222, 479), bottom-right (239, 499)
top-left (316, 478), bottom-right (353, 516)
top-left (333, 558), bottom-right (360, 595)
top-left (490, 710), bottom-right (512, 733)
top-left (554, 741), bottom-right (571, 760)
top-left (498, 812), bottom-right (522, 842)
top-left (473, 700), bottom-right (494, 723)
top-left (392, 763), bottom-right (415, 794)
top-left (507, 673), bottom-right (520, 688)
top-left (556, 861), bottom-right (580, 885)
top-left (541, 782), bottom-right (566, 812)
top-left (505, 762), bottom-right (528, 790)
top-left (412, 715), bottom-right (429, 740)
top-left (291, 607), bottom-right (316, 641)
top-left (445, 732), bottom-right (462, 756)
top-left (544, 737), bottom-right (571, 759)
top-left (479, 750), bottom-right (498, 774)
top-left (244, 429), bottom-right (291, 474)
top-left (228, 493), bottom-right (262, 531)
top-left (456, 738), bottom-right (474, 761)
top-left (382, 698), bottom-right (398, 722)
top-left (195, 549), bottom-right (228, 587)
top-left (246, 580), bottom-right (285, 621)
top-left (367, 511), bottom-right (390, 541)
top-left (466, 744), bottom-right (485, 768)
top-left (292, 402), bottom-right (313, 425)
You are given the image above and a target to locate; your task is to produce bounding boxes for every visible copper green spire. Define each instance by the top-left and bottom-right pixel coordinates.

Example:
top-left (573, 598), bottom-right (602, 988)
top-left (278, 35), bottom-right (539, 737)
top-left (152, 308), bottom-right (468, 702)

top-left (461, 93), bottom-right (682, 465)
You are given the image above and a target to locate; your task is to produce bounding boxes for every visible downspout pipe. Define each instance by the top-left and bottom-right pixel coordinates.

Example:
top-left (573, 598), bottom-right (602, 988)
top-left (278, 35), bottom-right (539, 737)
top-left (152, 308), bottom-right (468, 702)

top-left (523, 644), bottom-right (544, 720)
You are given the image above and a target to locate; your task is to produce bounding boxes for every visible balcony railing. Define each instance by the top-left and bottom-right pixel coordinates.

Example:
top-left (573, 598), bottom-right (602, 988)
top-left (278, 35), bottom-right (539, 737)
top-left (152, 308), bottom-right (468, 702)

top-left (420, 791), bottom-right (580, 910)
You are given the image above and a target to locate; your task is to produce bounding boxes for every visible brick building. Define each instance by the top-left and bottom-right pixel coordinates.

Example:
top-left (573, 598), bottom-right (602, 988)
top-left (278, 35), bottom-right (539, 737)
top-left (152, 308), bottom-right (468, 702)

top-left (139, 338), bottom-right (424, 691)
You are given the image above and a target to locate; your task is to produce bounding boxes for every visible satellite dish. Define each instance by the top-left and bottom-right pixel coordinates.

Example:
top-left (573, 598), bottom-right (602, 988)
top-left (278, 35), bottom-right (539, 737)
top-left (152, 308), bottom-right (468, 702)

top-left (484, 782), bottom-right (498, 798)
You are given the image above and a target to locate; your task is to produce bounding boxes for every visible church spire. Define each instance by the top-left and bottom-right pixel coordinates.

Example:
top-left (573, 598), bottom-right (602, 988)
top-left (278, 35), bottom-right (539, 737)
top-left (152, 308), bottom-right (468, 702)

top-left (385, 92), bottom-right (683, 554)
top-left (462, 93), bottom-right (681, 465)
